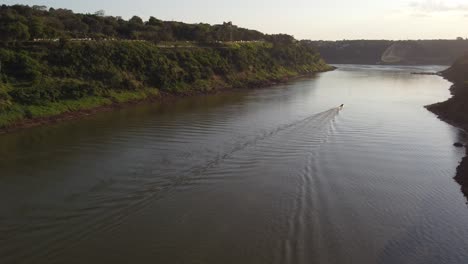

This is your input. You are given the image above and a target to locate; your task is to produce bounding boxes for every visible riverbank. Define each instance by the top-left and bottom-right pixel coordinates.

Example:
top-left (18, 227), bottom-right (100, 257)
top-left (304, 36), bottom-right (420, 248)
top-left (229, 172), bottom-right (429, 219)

top-left (0, 40), bottom-right (333, 133)
top-left (427, 93), bottom-right (468, 199)
top-left (426, 55), bottom-right (468, 198)
top-left (0, 68), bottom-right (333, 134)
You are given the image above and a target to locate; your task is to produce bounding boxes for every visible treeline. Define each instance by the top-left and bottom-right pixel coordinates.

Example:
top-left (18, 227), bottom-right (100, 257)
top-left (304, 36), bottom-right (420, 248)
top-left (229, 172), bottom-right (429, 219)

top-left (0, 4), bottom-right (293, 43)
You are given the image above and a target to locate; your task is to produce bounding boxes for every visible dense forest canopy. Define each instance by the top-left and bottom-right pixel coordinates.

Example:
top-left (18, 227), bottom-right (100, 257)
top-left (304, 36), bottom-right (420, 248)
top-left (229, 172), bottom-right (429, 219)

top-left (0, 4), bottom-right (295, 43)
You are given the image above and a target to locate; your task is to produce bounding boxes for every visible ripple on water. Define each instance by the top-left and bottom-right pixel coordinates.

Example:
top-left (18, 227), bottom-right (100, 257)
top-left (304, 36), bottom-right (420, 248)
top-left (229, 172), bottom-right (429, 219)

top-left (1, 66), bottom-right (468, 264)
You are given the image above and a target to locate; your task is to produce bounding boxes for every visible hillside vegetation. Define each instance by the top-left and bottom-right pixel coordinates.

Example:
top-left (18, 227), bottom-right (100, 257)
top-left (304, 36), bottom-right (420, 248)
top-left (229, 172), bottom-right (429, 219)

top-left (0, 5), bottom-right (333, 129)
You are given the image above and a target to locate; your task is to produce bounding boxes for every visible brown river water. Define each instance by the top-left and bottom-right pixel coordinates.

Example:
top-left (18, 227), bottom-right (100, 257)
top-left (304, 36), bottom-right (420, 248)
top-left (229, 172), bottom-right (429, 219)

top-left (1, 65), bottom-right (468, 264)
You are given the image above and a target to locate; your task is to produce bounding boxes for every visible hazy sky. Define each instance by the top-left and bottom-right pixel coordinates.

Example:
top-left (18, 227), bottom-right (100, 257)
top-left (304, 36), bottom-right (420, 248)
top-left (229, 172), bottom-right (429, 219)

top-left (3, 0), bottom-right (468, 40)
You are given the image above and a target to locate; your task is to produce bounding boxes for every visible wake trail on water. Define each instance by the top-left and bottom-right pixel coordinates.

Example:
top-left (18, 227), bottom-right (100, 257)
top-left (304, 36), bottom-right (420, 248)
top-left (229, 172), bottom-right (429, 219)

top-left (108, 106), bottom-right (342, 214)
top-left (188, 107), bottom-right (341, 176)
top-left (4, 107), bottom-right (342, 264)
top-left (277, 108), bottom-right (342, 264)
top-left (72, 107), bottom-right (342, 236)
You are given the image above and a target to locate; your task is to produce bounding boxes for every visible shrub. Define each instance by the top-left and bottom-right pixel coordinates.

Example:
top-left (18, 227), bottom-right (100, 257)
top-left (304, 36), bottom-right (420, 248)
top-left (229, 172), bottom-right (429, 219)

top-left (9, 78), bottom-right (61, 105)
top-left (0, 50), bottom-right (43, 82)
top-left (59, 79), bottom-right (96, 99)
top-left (0, 83), bottom-right (13, 110)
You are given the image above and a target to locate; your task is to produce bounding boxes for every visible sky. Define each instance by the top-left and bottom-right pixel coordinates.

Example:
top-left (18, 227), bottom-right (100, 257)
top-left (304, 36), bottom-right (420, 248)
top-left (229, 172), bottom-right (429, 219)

top-left (3, 0), bottom-right (468, 40)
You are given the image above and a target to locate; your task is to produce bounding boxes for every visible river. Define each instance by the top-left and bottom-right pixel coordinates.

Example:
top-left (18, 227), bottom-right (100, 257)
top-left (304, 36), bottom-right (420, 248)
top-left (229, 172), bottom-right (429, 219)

top-left (1, 65), bottom-right (468, 264)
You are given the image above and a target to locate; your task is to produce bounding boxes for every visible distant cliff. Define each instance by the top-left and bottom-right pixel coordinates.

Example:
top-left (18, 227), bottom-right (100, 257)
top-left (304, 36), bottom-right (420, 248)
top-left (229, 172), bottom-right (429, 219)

top-left (306, 40), bottom-right (391, 65)
top-left (310, 40), bottom-right (468, 65)
top-left (426, 54), bottom-right (468, 199)
top-left (381, 42), bottom-right (425, 64)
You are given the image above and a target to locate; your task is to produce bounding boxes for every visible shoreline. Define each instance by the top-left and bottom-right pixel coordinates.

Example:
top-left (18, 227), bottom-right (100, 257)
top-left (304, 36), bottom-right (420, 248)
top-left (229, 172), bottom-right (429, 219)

top-left (426, 83), bottom-right (468, 200)
top-left (0, 69), bottom-right (334, 134)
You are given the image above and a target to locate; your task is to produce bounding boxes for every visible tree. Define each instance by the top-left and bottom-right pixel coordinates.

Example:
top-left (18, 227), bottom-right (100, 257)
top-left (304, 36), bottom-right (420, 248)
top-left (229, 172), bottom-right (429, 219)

top-left (102, 25), bottom-right (117, 37)
top-left (50, 8), bottom-right (74, 18)
top-left (45, 17), bottom-right (65, 31)
top-left (128, 16), bottom-right (144, 35)
top-left (268, 34), bottom-right (295, 45)
top-left (94, 10), bottom-right (105, 17)
top-left (129, 16), bottom-right (143, 25)
top-left (147, 16), bottom-right (162, 26)
top-left (28, 17), bottom-right (45, 38)
top-left (83, 16), bottom-right (103, 34)
top-left (63, 17), bottom-right (88, 34)
top-left (193, 24), bottom-right (211, 42)
top-left (2, 22), bottom-right (30, 41)
top-left (32, 5), bottom-right (47, 11)
top-left (0, 82), bottom-right (12, 111)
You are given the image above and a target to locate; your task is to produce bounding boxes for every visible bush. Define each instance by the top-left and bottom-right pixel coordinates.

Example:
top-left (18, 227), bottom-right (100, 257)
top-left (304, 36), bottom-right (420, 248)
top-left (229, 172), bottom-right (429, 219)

top-left (0, 50), bottom-right (43, 82)
top-left (121, 74), bottom-right (143, 90)
top-left (9, 78), bottom-right (61, 105)
top-left (0, 83), bottom-right (13, 110)
top-left (59, 79), bottom-right (96, 99)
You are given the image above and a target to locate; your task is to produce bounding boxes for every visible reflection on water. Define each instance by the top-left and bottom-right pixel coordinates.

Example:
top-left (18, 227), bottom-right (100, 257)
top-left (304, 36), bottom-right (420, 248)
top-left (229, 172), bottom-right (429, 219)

top-left (1, 65), bottom-right (468, 264)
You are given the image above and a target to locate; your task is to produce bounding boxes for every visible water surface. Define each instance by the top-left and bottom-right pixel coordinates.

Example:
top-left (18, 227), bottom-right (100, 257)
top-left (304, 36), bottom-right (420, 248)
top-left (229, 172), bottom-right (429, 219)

top-left (1, 65), bottom-right (468, 264)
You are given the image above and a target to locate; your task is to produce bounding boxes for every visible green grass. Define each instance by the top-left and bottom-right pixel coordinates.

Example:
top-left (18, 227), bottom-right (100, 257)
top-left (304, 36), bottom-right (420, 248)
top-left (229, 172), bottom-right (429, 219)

top-left (0, 105), bottom-right (25, 128)
top-left (23, 96), bottom-right (113, 119)
top-left (0, 88), bottom-right (164, 128)
top-left (106, 88), bottom-right (159, 103)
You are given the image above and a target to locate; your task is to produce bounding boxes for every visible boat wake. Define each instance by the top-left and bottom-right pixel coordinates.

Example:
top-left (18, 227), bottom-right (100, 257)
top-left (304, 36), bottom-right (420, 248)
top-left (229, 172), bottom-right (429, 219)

top-left (1, 106), bottom-right (342, 264)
